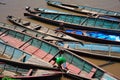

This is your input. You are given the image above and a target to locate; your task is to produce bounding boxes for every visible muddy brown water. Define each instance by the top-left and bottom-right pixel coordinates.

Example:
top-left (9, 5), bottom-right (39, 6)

top-left (0, 0), bottom-right (120, 78)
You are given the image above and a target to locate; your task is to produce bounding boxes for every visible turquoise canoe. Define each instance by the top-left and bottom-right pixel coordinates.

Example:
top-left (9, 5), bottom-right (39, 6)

top-left (46, 1), bottom-right (120, 20)
top-left (24, 8), bottom-right (120, 32)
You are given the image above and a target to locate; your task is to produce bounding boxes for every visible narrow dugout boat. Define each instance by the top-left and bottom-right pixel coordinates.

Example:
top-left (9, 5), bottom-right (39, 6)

top-left (24, 7), bottom-right (120, 32)
top-left (0, 58), bottom-right (61, 80)
top-left (46, 1), bottom-right (120, 21)
top-left (0, 23), bottom-right (119, 80)
top-left (55, 41), bottom-right (120, 61)
top-left (7, 15), bottom-right (80, 42)
top-left (2, 21), bottom-right (120, 61)
top-left (56, 28), bottom-right (120, 45)
top-left (0, 42), bottom-right (85, 80)
top-left (35, 7), bottom-right (120, 23)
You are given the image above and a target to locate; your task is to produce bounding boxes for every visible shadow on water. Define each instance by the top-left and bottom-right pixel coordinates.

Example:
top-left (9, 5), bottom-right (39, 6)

top-left (99, 61), bottom-right (115, 67)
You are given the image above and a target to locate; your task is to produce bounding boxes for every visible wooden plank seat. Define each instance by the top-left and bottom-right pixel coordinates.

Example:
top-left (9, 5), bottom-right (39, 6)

top-left (26, 69), bottom-right (33, 76)
top-left (0, 30), bottom-right (8, 36)
top-left (43, 54), bottom-right (54, 62)
top-left (33, 25), bottom-right (42, 31)
top-left (18, 54), bottom-right (27, 62)
top-left (49, 60), bottom-right (56, 65)
top-left (22, 21), bottom-right (31, 26)
top-left (19, 43), bottom-right (31, 50)
top-left (0, 32), bottom-right (9, 39)
top-left (79, 70), bottom-right (89, 78)
top-left (86, 68), bottom-right (96, 78)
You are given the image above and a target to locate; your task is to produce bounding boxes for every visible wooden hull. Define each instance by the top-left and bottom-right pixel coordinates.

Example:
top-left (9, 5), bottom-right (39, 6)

top-left (56, 41), bottom-right (120, 61)
top-left (24, 9), bottom-right (120, 32)
top-left (62, 29), bottom-right (120, 45)
top-left (0, 22), bottom-right (119, 79)
top-left (0, 58), bottom-right (84, 80)
top-left (47, 1), bottom-right (120, 21)
top-left (0, 51), bottom-right (62, 80)
top-left (7, 15), bottom-right (80, 42)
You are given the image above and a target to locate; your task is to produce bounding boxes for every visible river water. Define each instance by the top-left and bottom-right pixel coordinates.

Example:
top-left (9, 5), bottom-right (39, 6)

top-left (0, 0), bottom-right (120, 78)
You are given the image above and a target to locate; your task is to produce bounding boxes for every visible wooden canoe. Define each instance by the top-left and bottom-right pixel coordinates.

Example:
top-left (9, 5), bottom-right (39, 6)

top-left (1, 21), bottom-right (120, 61)
top-left (7, 15), bottom-right (80, 42)
top-left (0, 23), bottom-right (119, 80)
top-left (46, 1), bottom-right (120, 21)
top-left (55, 41), bottom-right (120, 61)
top-left (35, 7), bottom-right (120, 23)
top-left (24, 7), bottom-right (120, 32)
top-left (56, 28), bottom-right (120, 45)
top-left (0, 42), bottom-right (86, 80)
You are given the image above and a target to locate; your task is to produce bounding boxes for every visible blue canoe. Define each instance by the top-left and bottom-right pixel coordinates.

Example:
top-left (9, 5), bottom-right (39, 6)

top-left (61, 29), bottom-right (120, 45)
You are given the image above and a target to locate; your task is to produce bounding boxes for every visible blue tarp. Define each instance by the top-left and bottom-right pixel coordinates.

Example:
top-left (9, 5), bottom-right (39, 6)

top-left (65, 30), bottom-right (83, 35)
top-left (87, 32), bottom-right (120, 41)
top-left (66, 30), bottom-right (120, 41)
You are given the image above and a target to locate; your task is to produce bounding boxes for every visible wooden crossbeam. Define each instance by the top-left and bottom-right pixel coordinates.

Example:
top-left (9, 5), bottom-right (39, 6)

top-left (19, 37), bottom-right (33, 48)
top-left (79, 17), bottom-right (89, 25)
top-left (18, 54), bottom-right (26, 62)
top-left (26, 69), bottom-right (33, 76)
top-left (0, 29), bottom-right (9, 36)
top-left (48, 50), bottom-right (62, 62)
top-left (52, 14), bottom-right (60, 20)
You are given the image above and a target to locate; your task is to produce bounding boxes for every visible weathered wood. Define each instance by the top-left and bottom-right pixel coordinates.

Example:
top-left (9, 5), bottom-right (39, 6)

top-left (25, 56), bottom-right (53, 67)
